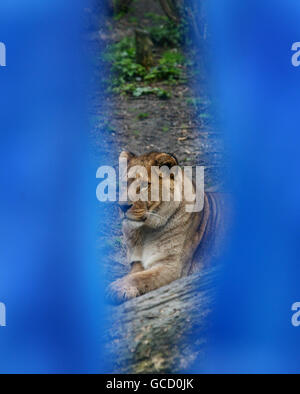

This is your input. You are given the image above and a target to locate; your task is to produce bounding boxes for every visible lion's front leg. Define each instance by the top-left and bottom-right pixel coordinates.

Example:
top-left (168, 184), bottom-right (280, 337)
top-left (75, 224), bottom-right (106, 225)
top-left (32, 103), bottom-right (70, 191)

top-left (107, 262), bottom-right (180, 304)
top-left (128, 263), bottom-right (181, 295)
top-left (106, 261), bottom-right (144, 304)
top-left (106, 276), bottom-right (140, 304)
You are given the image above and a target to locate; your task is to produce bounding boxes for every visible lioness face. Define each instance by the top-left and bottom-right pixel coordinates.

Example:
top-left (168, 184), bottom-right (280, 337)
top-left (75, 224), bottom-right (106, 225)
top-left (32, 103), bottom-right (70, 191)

top-left (119, 151), bottom-right (181, 228)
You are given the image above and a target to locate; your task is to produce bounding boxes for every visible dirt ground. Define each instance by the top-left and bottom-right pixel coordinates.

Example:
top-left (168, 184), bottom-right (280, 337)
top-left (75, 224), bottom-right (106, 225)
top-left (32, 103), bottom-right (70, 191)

top-left (86, 0), bottom-right (226, 282)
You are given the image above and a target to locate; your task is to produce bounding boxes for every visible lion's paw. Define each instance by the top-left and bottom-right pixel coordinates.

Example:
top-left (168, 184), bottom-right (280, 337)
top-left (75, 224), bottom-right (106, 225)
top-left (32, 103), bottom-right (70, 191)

top-left (106, 278), bottom-right (140, 305)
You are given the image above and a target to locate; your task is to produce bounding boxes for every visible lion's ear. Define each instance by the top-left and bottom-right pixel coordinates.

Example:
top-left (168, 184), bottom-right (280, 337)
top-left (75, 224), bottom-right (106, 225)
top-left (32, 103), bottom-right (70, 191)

top-left (155, 153), bottom-right (178, 169)
top-left (119, 151), bottom-right (136, 161)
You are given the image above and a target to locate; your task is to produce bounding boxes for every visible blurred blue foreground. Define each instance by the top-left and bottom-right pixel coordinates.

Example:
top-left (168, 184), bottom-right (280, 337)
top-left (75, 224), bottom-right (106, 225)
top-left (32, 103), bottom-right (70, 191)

top-left (0, 1), bottom-right (107, 373)
top-left (195, 0), bottom-right (300, 373)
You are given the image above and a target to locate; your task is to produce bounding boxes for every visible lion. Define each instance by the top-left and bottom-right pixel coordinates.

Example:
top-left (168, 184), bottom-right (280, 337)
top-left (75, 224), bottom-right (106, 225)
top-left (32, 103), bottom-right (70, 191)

top-left (106, 151), bottom-right (226, 304)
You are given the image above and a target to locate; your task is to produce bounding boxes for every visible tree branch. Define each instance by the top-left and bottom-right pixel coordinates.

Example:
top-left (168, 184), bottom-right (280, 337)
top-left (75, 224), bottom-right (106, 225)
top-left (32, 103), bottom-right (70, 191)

top-left (104, 267), bottom-right (217, 373)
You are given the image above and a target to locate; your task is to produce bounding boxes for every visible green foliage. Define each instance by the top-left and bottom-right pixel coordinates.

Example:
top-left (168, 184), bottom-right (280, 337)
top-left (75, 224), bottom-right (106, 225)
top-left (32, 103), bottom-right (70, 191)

top-left (186, 97), bottom-right (209, 107)
top-left (113, 0), bottom-right (135, 19)
top-left (129, 16), bottom-right (138, 24)
top-left (105, 37), bottom-right (146, 87)
top-left (137, 112), bottom-right (149, 120)
top-left (131, 86), bottom-right (171, 99)
top-left (145, 50), bottom-right (184, 82)
top-left (114, 11), bottom-right (126, 21)
top-left (105, 36), bottom-right (184, 98)
top-left (199, 113), bottom-right (212, 120)
top-left (144, 13), bottom-right (184, 47)
top-left (144, 13), bottom-right (168, 23)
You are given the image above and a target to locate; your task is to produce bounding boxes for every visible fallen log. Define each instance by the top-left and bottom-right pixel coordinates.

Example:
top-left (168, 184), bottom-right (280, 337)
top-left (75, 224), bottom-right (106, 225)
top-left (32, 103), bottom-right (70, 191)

top-left (105, 267), bottom-right (217, 373)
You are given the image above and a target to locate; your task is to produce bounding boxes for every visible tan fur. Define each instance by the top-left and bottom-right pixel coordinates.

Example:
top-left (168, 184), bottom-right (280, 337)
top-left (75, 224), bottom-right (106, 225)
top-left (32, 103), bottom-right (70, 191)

top-left (107, 151), bottom-right (226, 304)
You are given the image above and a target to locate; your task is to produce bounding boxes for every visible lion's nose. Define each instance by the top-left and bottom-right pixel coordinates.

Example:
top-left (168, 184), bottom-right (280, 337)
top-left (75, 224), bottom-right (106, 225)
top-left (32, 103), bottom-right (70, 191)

top-left (119, 203), bottom-right (132, 213)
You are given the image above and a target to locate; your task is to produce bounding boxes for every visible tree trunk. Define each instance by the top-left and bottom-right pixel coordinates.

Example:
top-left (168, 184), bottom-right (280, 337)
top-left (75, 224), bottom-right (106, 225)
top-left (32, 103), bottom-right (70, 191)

top-left (135, 29), bottom-right (154, 69)
top-left (104, 267), bottom-right (217, 373)
top-left (159, 0), bottom-right (181, 23)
